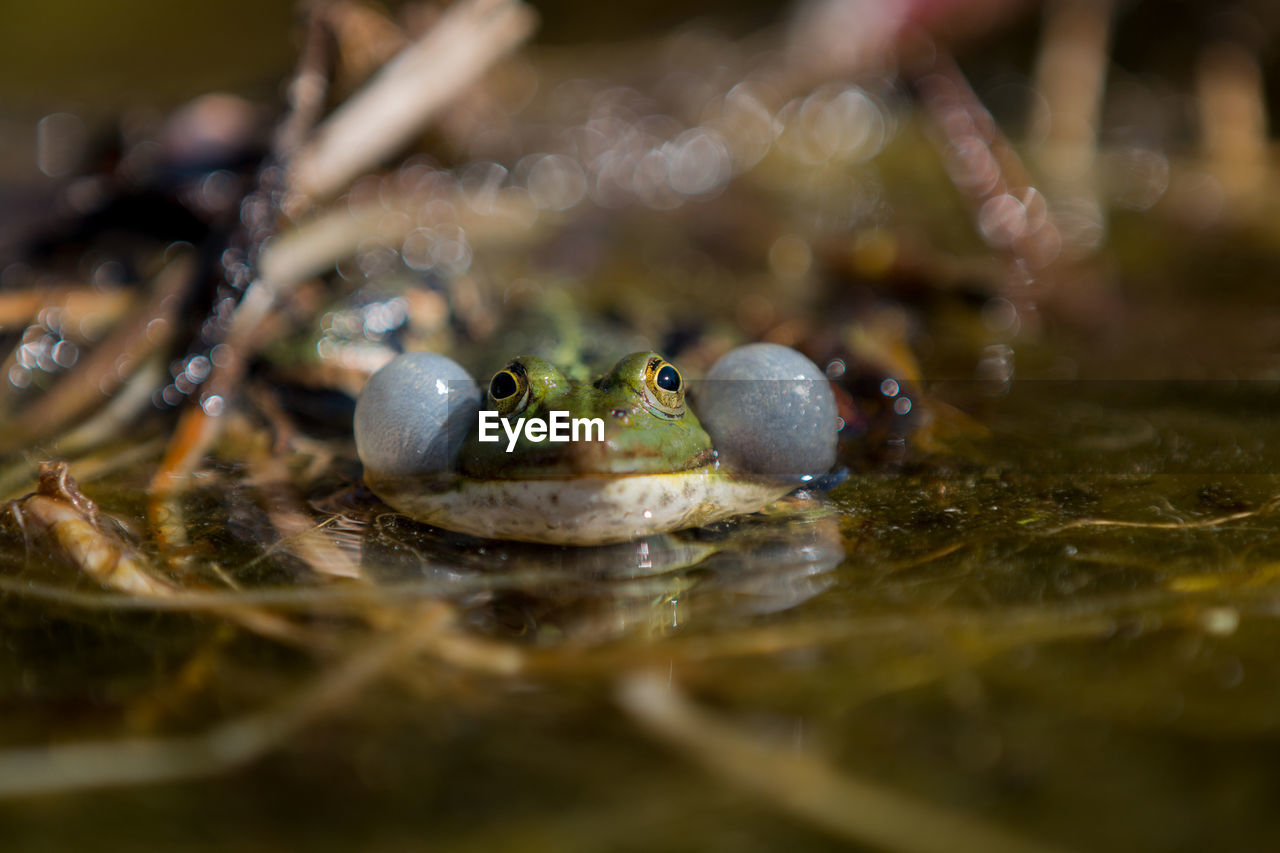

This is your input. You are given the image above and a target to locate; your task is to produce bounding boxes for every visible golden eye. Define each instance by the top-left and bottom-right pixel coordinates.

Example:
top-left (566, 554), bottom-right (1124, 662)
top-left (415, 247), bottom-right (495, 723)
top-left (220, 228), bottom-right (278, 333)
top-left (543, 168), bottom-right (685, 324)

top-left (643, 357), bottom-right (684, 417)
top-left (488, 365), bottom-right (528, 415)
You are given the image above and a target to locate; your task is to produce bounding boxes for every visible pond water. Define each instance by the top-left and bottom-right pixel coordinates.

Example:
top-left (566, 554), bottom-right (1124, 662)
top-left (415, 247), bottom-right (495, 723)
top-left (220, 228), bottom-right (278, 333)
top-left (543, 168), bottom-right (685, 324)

top-left (7, 373), bottom-right (1280, 852)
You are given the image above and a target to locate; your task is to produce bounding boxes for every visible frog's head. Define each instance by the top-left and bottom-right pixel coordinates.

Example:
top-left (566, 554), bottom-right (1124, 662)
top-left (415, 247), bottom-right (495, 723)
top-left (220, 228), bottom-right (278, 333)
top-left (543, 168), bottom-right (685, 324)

top-left (355, 343), bottom-right (838, 491)
top-left (354, 343), bottom-right (839, 544)
top-left (458, 352), bottom-right (714, 478)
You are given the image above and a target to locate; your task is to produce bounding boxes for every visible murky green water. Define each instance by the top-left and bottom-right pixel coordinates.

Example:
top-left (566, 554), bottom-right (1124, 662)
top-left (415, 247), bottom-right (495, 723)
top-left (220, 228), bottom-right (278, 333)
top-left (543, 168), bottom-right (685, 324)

top-left (5, 370), bottom-right (1280, 851)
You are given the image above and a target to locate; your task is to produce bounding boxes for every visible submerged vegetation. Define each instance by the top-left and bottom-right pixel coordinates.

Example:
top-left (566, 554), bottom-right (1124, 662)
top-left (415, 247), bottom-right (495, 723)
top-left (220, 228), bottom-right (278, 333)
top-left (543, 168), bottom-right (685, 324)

top-left (4, 1), bottom-right (1280, 849)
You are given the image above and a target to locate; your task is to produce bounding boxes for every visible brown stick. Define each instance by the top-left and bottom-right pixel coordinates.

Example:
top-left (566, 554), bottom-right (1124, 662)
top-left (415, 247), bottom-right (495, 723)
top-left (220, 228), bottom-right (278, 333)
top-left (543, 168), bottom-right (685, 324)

top-left (289, 0), bottom-right (537, 200)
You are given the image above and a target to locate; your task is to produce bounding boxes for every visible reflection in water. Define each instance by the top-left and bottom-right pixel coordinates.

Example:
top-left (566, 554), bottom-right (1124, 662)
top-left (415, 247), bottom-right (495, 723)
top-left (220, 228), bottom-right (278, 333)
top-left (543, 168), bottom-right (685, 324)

top-left (356, 494), bottom-right (844, 644)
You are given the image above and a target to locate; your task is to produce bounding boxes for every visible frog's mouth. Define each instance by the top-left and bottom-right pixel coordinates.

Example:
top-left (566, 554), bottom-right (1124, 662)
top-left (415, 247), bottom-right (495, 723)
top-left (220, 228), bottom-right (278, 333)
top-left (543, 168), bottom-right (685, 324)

top-left (465, 445), bottom-right (718, 479)
top-left (365, 464), bottom-right (793, 546)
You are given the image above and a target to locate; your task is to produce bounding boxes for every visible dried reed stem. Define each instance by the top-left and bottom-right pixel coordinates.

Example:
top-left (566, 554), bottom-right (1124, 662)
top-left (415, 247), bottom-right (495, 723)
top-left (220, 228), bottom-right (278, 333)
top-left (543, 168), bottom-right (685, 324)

top-left (289, 0), bottom-right (537, 200)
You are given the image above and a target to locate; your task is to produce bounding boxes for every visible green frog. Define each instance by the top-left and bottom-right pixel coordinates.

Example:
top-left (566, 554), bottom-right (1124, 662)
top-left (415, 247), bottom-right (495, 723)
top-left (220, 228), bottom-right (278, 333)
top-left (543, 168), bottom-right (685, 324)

top-left (354, 299), bottom-right (837, 545)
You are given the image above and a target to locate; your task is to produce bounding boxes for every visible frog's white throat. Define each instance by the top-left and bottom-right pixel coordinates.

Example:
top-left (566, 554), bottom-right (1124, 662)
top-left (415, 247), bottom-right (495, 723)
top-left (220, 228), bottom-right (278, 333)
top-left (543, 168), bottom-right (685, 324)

top-left (365, 465), bottom-right (794, 546)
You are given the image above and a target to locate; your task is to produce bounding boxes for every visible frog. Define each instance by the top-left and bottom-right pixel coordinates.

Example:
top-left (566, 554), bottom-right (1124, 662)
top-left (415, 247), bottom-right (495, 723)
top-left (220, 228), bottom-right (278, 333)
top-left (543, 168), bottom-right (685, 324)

top-left (353, 299), bottom-right (838, 546)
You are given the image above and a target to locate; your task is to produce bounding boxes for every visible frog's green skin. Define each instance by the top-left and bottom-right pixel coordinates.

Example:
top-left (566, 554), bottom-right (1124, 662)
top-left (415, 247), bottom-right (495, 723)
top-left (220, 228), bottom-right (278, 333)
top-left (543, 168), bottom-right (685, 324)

top-left (362, 300), bottom-right (801, 546)
top-left (458, 352), bottom-right (714, 479)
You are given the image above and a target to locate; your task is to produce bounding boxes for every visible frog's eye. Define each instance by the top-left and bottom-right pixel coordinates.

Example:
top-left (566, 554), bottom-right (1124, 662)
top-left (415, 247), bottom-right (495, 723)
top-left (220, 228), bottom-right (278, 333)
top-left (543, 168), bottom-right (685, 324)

top-left (643, 357), bottom-right (685, 417)
top-left (488, 365), bottom-right (529, 415)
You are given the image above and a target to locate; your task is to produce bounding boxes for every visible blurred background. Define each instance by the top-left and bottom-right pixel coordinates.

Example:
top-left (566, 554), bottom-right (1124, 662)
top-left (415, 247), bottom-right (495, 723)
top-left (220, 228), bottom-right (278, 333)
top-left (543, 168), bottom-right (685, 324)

top-left (4, 1), bottom-right (1280, 163)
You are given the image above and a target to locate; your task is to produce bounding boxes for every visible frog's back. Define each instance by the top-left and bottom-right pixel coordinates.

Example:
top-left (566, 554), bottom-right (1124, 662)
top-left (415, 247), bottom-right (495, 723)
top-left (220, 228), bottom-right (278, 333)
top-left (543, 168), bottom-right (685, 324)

top-left (458, 288), bottom-right (654, 380)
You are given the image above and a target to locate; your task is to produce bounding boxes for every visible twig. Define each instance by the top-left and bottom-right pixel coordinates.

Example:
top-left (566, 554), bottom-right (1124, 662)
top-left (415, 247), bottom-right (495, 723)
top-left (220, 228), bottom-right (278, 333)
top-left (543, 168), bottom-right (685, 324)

top-left (289, 0), bottom-right (537, 200)
top-left (272, 0), bottom-right (339, 159)
top-left (914, 52), bottom-right (1062, 275)
top-left (53, 355), bottom-right (168, 456)
top-left (1029, 0), bottom-right (1114, 249)
top-left (618, 671), bottom-right (1068, 853)
top-left (0, 604), bottom-right (451, 797)
top-left (10, 462), bottom-right (177, 597)
top-left (0, 255), bottom-right (190, 454)
top-left (245, 444), bottom-right (363, 580)
top-left (1197, 40), bottom-right (1268, 216)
